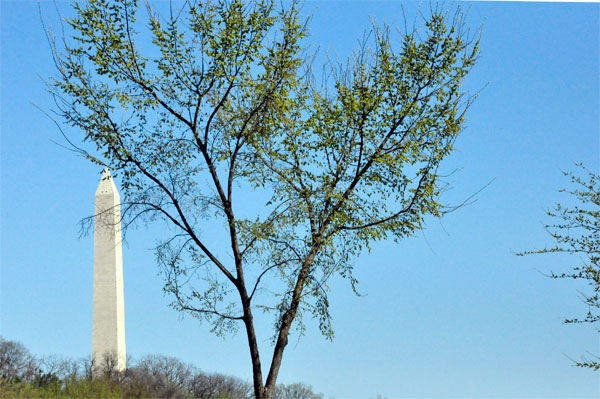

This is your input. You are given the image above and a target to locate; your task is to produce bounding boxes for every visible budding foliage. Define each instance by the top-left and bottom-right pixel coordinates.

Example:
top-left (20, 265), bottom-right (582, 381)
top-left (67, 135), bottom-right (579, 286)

top-left (47, 0), bottom-right (479, 342)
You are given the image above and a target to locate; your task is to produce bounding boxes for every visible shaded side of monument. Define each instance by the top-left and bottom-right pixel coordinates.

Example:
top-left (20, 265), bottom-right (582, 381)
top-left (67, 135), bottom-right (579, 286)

top-left (92, 168), bottom-right (126, 374)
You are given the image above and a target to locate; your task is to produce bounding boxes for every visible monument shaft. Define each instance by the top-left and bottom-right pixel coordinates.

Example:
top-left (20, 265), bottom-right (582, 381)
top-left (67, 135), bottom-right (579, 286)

top-left (92, 168), bottom-right (126, 372)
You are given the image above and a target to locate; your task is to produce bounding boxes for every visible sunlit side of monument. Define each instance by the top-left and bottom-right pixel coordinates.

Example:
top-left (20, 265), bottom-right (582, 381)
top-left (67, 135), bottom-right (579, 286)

top-left (92, 168), bottom-right (126, 375)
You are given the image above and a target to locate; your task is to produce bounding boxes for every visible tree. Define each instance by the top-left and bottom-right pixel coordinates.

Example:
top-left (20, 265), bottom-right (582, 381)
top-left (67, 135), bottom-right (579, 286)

top-left (131, 354), bottom-right (195, 398)
top-left (0, 338), bottom-right (322, 398)
top-left (519, 164), bottom-right (600, 370)
top-left (94, 351), bottom-right (126, 381)
top-left (188, 371), bottom-right (253, 399)
top-left (273, 382), bottom-right (323, 399)
top-left (0, 337), bottom-right (39, 383)
top-left (44, 0), bottom-right (480, 397)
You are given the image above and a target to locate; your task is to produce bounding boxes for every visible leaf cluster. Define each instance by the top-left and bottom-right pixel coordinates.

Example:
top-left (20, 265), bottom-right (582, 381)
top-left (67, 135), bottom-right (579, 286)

top-left (45, 0), bottom-right (479, 350)
top-left (518, 164), bottom-right (600, 370)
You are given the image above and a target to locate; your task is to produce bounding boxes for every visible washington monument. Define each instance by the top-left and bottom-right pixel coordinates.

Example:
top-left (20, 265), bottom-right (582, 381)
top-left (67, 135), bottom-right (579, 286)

top-left (92, 168), bottom-right (126, 372)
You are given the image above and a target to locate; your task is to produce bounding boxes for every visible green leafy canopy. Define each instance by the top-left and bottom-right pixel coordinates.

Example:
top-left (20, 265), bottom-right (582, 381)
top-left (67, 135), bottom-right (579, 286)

top-left (45, 0), bottom-right (480, 395)
top-left (47, 0), bottom-right (479, 339)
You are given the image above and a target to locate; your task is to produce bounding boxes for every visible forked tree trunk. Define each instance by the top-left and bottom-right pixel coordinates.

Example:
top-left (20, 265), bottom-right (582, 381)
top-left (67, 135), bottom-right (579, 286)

top-left (255, 251), bottom-right (319, 398)
top-left (245, 281), bottom-right (298, 399)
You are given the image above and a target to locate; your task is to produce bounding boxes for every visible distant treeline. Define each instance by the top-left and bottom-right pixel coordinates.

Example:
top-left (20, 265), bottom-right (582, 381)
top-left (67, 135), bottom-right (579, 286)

top-left (0, 337), bottom-right (323, 399)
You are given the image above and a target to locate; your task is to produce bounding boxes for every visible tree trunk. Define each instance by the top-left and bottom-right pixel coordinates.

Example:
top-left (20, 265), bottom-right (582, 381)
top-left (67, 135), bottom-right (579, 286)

top-left (262, 249), bottom-right (319, 397)
top-left (240, 295), bottom-right (266, 399)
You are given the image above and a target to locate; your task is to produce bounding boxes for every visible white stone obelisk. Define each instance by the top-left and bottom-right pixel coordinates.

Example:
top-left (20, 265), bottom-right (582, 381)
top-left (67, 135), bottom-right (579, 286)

top-left (92, 168), bottom-right (126, 373)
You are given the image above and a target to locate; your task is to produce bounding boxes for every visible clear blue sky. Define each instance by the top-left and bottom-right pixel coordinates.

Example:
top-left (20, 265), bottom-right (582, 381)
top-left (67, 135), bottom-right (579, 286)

top-left (1, 1), bottom-right (599, 398)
